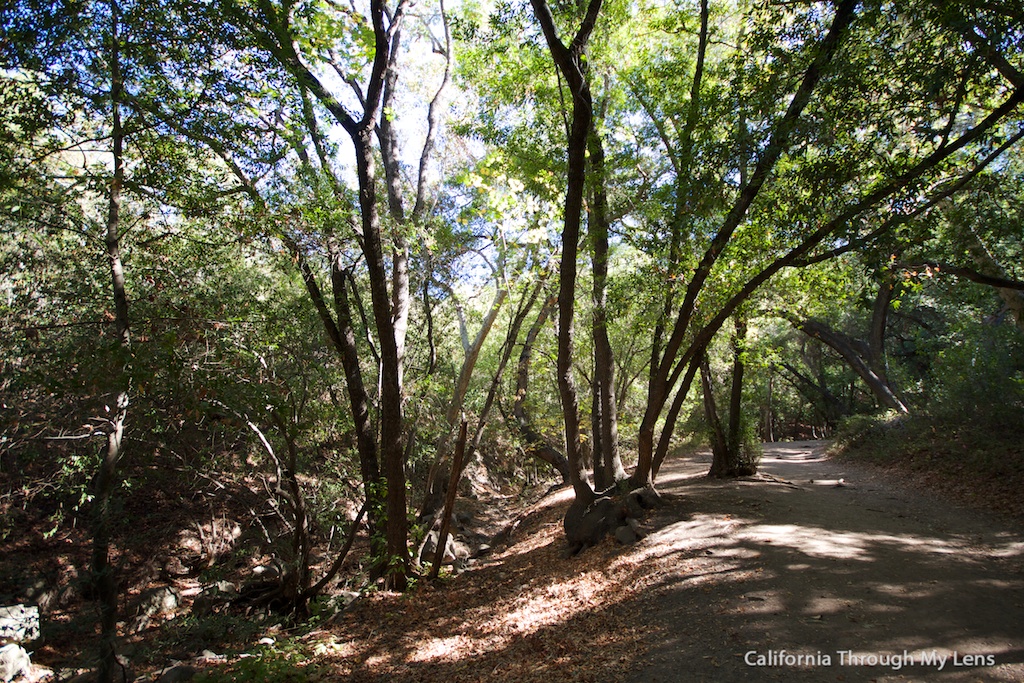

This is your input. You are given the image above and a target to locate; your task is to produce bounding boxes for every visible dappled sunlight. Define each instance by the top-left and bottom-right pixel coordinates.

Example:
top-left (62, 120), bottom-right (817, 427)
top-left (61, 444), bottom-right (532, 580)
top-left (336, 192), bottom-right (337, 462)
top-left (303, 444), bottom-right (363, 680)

top-left (623, 513), bottom-right (751, 564)
top-left (308, 447), bottom-right (1024, 683)
top-left (317, 496), bottom-right (655, 682)
top-left (989, 540), bottom-right (1024, 558)
top-left (649, 467), bottom-right (708, 489)
top-left (736, 524), bottom-right (870, 560)
top-left (736, 523), bottom-right (989, 562)
top-left (406, 634), bottom-right (500, 664)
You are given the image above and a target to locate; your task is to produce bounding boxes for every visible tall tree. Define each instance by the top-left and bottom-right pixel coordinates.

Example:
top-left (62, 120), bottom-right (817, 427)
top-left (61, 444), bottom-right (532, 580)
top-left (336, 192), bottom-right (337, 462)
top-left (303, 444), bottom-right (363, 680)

top-left (631, 0), bottom-right (1024, 486)
top-left (91, 3), bottom-right (132, 678)
top-left (529, 0), bottom-right (605, 504)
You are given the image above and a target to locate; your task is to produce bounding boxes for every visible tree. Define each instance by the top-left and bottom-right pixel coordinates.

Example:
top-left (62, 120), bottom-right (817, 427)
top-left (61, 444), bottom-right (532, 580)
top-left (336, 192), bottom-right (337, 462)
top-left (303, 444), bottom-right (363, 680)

top-left (528, 0), bottom-right (606, 505)
top-left (226, 0), bottom-right (465, 588)
top-left (779, 270), bottom-right (910, 415)
top-left (628, 0), bottom-right (1024, 486)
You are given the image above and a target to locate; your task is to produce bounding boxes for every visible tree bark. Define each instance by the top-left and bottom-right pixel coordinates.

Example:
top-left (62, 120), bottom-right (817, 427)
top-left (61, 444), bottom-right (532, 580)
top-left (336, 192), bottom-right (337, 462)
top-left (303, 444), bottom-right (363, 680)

top-left (703, 318), bottom-right (756, 478)
top-left (513, 295), bottom-right (571, 482)
top-left (421, 286), bottom-right (508, 518)
top-left (353, 127), bottom-right (409, 589)
top-left (726, 316), bottom-right (747, 459)
top-left (529, 0), bottom-right (604, 504)
top-left (700, 356), bottom-right (729, 475)
top-left (94, 2), bottom-right (130, 679)
top-left (588, 116), bottom-right (625, 490)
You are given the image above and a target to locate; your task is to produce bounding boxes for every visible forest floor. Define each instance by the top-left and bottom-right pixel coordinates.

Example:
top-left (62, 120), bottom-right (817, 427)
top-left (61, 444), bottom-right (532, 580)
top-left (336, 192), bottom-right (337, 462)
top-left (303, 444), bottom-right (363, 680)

top-left (11, 441), bottom-right (1024, 682)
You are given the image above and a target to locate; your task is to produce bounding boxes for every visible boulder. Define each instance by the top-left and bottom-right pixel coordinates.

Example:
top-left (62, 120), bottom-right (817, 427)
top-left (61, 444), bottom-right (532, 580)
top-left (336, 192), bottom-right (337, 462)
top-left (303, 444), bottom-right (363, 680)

top-left (128, 587), bottom-right (180, 634)
top-left (0, 605), bottom-right (39, 645)
top-left (418, 531), bottom-right (471, 571)
top-left (0, 644), bottom-right (30, 683)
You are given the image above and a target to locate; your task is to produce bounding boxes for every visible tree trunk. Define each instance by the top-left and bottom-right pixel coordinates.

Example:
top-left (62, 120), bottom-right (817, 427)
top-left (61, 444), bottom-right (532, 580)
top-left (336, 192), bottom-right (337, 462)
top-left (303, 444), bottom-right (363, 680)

top-left (763, 371), bottom-right (775, 443)
top-left (588, 117), bottom-right (625, 490)
top-left (353, 128), bottom-right (409, 590)
top-left (94, 3), bottom-right (129, 678)
top-left (726, 316), bottom-right (747, 458)
top-left (292, 248), bottom-right (383, 532)
top-left (421, 287), bottom-right (508, 519)
top-left (513, 295), bottom-right (571, 482)
top-left (700, 356), bottom-right (729, 477)
top-left (632, 0), bottom-right (860, 489)
top-left (780, 299), bottom-right (909, 415)
top-left (429, 420), bottom-right (468, 579)
top-left (529, 0), bottom-right (603, 505)
top-left (704, 321), bottom-right (757, 479)
top-left (465, 278), bottom-right (548, 475)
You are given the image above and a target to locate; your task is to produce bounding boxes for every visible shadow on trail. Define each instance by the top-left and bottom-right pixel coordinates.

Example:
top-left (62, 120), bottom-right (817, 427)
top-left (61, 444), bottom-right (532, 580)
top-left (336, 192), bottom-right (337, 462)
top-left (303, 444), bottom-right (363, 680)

top-left (628, 441), bottom-right (1024, 683)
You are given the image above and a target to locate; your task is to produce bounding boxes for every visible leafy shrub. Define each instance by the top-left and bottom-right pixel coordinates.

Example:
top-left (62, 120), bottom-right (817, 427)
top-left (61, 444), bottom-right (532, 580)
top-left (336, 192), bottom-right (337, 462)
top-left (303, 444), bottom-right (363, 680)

top-left (194, 642), bottom-right (321, 683)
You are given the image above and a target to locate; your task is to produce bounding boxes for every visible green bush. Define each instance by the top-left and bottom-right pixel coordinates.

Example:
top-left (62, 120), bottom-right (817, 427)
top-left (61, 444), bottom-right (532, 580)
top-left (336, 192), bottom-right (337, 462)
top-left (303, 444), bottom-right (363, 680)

top-left (194, 642), bottom-right (321, 683)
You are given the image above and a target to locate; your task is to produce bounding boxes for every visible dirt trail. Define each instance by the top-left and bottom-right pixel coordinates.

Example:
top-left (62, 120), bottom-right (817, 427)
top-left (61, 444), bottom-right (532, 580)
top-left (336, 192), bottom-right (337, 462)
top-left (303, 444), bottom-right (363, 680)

top-left (626, 441), bottom-right (1024, 682)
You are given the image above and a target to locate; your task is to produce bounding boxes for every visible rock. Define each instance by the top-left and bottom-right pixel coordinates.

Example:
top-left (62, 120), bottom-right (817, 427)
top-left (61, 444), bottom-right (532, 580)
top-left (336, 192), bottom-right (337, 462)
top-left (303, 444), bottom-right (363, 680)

top-left (418, 531), bottom-right (471, 572)
top-left (211, 581), bottom-right (237, 595)
top-left (614, 525), bottom-right (639, 545)
top-left (250, 564), bottom-right (282, 581)
top-left (192, 580), bottom-right (239, 617)
top-left (337, 591), bottom-right (360, 607)
top-left (18, 579), bottom-right (60, 615)
top-left (161, 556), bottom-right (191, 579)
top-left (564, 497), bottom-right (626, 553)
top-left (156, 664), bottom-right (196, 683)
top-left (140, 586), bottom-right (180, 613)
top-left (129, 587), bottom-right (180, 634)
top-left (0, 605), bottom-right (39, 646)
top-left (0, 644), bottom-right (30, 683)
top-left (418, 531), bottom-right (452, 564)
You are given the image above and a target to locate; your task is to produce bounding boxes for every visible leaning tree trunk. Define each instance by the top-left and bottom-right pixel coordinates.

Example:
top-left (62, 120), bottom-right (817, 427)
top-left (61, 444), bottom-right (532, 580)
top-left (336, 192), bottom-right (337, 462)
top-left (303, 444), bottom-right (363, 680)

top-left (513, 295), bottom-right (571, 482)
top-left (631, 0), bottom-right (860, 489)
top-left (420, 286), bottom-right (507, 519)
top-left (780, 284), bottom-right (910, 416)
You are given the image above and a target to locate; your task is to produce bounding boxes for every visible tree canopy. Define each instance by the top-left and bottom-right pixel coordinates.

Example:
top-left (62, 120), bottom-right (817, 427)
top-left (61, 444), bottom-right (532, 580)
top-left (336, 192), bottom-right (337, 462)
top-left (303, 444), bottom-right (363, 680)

top-left (2, 0), bottom-right (1022, 678)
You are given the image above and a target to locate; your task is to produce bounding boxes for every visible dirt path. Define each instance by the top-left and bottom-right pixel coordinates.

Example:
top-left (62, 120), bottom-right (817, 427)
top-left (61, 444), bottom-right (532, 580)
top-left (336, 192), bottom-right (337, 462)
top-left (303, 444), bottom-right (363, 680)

top-left (626, 441), bottom-right (1024, 682)
top-left (40, 441), bottom-right (1017, 682)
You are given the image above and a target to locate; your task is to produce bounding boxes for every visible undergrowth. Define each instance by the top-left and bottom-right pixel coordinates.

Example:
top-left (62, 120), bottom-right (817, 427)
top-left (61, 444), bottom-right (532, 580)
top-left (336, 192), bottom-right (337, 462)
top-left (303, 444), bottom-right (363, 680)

top-left (830, 408), bottom-right (1024, 518)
